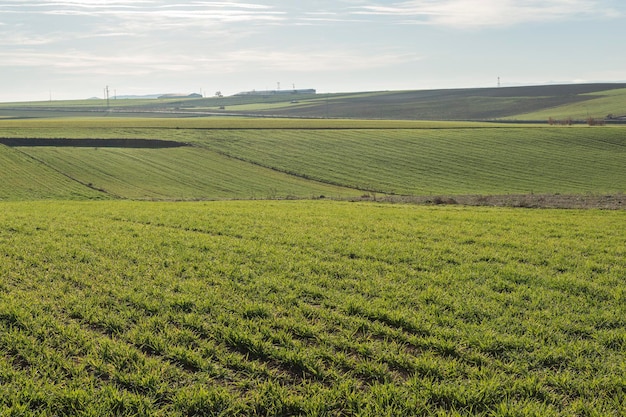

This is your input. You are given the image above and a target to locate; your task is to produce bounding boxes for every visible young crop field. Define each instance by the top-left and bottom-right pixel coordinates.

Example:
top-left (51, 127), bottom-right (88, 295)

top-left (13, 146), bottom-right (357, 201)
top-left (193, 126), bottom-right (626, 196)
top-left (1, 118), bottom-right (624, 201)
top-left (512, 88), bottom-right (626, 121)
top-left (0, 146), bottom-right (105, 201)
top-left (0, 200), bottom-right (624, 416)
top-left (0, 117), bottom-right (495, 132)
top-left (1, 95), bottom-right (624, 417)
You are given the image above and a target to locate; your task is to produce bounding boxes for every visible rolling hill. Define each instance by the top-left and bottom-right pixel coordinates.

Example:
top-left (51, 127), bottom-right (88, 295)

top-left (2, 83), bottom-right (626, 121)
top-left (0, 138), bottom-right (358, 201)
top-left (0, 117), bottom-right (624, 201)
top-left (1, 90), bottom-right (625, 415)
top-left (1, 84), bottom-right (625, 202)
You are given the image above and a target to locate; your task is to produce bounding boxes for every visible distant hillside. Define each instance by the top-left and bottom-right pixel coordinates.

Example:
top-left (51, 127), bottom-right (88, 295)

top-left (1, 83), bottom-right (626, 121)
top-left (1, 119), bottom-right (625, 201)
top-left (243, 84), bottom-right (626, 121)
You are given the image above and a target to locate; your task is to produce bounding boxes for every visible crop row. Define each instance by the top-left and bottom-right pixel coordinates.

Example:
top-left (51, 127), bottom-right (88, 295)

top-left (0, 144), bottom-right (358, 201)
top-left (0, 200), bottom-right (624, 415)
top-left (0, 146), bottom-right (104, 200)
top-left (0, 117), bottom-right (491, 133)
top-left (3, 120), bottom-right (623, 200)
top-left (194, 127), bottom-right (626, 195)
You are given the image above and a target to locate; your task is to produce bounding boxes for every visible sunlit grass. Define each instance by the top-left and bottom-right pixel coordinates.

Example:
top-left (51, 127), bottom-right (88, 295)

top-left (0, 200), bottom-right (624, 415)
top-left (2, 119), bottom-right (622, 201)
top-left (0, 116), bottom-right (501, 130)
top-left (194, 126), bottom-right (626, 195)
top-left (512, 88), bottom-right (626, 120)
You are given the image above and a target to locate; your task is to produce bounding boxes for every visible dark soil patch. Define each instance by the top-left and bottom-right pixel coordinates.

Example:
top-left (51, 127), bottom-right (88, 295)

top-left (0, 138), bottom-right (189, 148)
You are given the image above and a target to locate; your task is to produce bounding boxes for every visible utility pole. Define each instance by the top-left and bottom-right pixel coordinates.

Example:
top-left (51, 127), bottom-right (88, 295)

top-left (105, 85), bottom-right (110, 108)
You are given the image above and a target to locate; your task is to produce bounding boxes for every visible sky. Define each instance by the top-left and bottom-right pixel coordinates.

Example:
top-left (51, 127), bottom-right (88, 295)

top-left (1, 0), bottom-right (625, 102)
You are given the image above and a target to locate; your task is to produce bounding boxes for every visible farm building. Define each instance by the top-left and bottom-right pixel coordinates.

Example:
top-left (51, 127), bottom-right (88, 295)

top-left (158, 93), bottom-right (202, 99)
top-left (235, 89), bottom-right (316, 96)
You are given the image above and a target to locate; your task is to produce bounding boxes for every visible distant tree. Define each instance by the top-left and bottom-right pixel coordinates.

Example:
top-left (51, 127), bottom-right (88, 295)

top-left (215, 91), bottom-right (223, 98)
top-left (587, 117), bottom-right (605, 126)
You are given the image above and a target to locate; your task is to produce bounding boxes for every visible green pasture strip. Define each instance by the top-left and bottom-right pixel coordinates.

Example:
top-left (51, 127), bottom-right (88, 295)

top-left (190, 93), bottom-right (323, 107)
top-left (212, 92), bottom-right (391, 112)
top-left (17, 146), bottom-right (358, 200)
top-left (0, 117), bottom-right (503, 131)
top-left (0, 98), bottom-right (184, 108)
top-left (512, 88), bottom-right (626, 120)
top-left (194, 126), bottom-right (626, 195)
top-left (211, 101), bottom-right (315, 112)
top-left (0, 146), bottom-right (104, 200)
top-left (0, 200), bottom-right (624, 416)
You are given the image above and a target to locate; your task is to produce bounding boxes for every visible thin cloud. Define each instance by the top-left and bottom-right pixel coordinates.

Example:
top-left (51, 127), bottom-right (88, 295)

top-left (299, 17), bottom-right (369, 23)
top-left (0, 49), bottom-right (198, 75)
top-left (352, 0), bottom-right (621, 27)
top-left (219, 49), bottom-right (422, 72)
top-left (0, 46), bottom-right (421, 77)
top-left (0, 34), bottom-right (61, 46)
top-left (1, 0), bottom-right (287, 29)
top-left (2, 1), bottom-right (282, 16)
top-left (0, 0), bottom-right (289, 48)
top-left (41, 8), bottom-right (285, 22)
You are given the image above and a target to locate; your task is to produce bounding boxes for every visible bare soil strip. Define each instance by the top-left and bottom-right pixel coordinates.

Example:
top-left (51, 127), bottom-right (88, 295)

top-left (0, 138), bottom-right (188, 148)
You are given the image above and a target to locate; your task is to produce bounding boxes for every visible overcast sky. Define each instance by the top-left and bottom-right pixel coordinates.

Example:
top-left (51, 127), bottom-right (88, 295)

top-left (1, 0), bottom-right (625, 101)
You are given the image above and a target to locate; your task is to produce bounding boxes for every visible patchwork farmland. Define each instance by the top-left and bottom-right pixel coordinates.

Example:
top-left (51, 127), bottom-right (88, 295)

top-left (0, 86), bottom-right (625, 415)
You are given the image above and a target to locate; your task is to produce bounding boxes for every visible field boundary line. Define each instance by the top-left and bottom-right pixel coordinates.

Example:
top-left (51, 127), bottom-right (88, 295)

top-left (8, 147), bottom-right (121, 199)
top-left (195, 143), bottom-right (386, 195)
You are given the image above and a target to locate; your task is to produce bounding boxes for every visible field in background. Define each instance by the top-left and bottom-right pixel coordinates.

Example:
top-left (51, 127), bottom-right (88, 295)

top-left (1, 88), bottom-right (625, 415)
top-left (1, 200), bottom-right (624, 416)
top-left (2, 83), bottom-right (626, 121)
top-left (192, 126), bottom-right (626, 196)
top-left (1, 117), bottom-right (624, 201)
top-left (512, 88), bottom-right (626, 121)
top-left (16, 146), bottom-right (355, 200)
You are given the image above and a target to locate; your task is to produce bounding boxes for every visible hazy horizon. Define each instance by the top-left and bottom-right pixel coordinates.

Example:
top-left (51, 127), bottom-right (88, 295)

top-left (1, 1), bottom-right (625, 102)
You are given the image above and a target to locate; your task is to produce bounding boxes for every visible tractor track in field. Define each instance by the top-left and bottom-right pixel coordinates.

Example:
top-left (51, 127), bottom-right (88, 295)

top-left (6, 146), bottom-right (121, 198)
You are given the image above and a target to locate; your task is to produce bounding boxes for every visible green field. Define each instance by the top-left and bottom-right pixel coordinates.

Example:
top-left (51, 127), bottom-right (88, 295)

top-left (1, 200), bottom-right (624, 416)
top-left (1, 118), bottom-right (624, 200)
top-left (8, 146), bottom-right (355, 200)
top-left (2, 83), bottom-right (626, 121)
top-left (0, 95), bottom-right (625, 415)
top-left (512, 88), bottom-right (626, 121)
top-left (192, 126), bottom-right (626, 196)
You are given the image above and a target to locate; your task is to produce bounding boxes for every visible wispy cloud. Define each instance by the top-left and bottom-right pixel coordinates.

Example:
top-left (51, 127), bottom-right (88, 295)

top-left (0, 46), bottom-right (421, 77)
top-left (352, 0), bottom-right (620, 27)
top-left (0, 0), bottom-right (289, 49)
top-left (0, 49), bottom-right (200, 75)
top-left (1, 1), bottom-right (284, 21)
top-left (219, 49), bottom-right (421, 72)
top-left (1, 0), bottom-right (624, 101)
